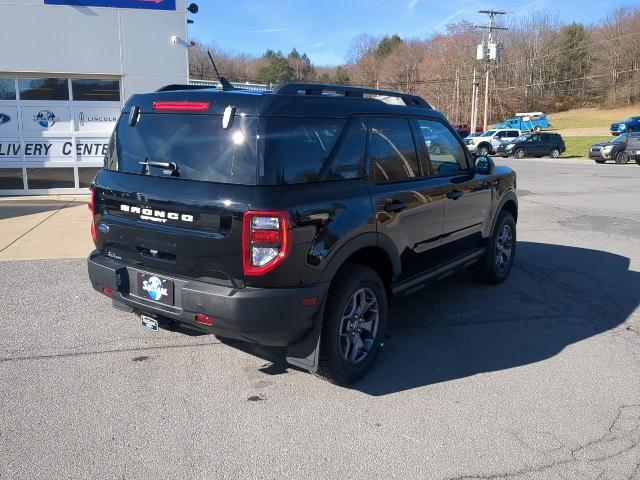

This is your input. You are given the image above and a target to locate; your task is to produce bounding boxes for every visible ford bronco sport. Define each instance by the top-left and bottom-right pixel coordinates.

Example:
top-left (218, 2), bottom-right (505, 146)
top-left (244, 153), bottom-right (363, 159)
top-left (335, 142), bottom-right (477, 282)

top-left (87, 82), bottom-right (518, 385)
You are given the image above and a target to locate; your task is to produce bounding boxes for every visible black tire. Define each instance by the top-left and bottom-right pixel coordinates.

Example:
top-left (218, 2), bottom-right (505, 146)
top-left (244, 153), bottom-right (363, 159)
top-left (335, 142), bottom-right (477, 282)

top-left (616, 151), bottom-right (629, 164)
top-left (595, 159), bottom-right (606, 164)
top-left (473, 211), bottom-right (516, 285)
top-left (533, 126), bottom-right (542, 132)
top-left (477, 144), bottom-right (490, 157)
top-left (317, 264), bottom-right (388, 386)
top-left (550, 148), bottom-right (561, 158)
top-left (515, 148), bottom-right (525, 159)
top-left (636, 157), bottom-right (640, 166)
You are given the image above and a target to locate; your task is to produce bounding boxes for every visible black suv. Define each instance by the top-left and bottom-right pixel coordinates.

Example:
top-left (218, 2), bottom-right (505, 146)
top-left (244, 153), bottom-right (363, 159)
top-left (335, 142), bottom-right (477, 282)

top-left (87, 83), bottom-right (518, 385)
top-left (623, 135), bottom-right (640, 165)
top-left (496, 132), bottom-right (565, 159)
top-left (590, 133), bottom-right (640, 164)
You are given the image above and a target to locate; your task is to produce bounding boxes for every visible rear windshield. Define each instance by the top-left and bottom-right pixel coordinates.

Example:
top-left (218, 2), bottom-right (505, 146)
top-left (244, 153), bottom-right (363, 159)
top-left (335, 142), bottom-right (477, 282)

top-left (105, 113), bottom-right (258, 185)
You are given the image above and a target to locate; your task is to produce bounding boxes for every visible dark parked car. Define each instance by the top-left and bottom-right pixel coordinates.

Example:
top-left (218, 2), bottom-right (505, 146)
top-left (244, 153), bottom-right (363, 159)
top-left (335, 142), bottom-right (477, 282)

top-left (496, 132), bottom-right (566, 158)
top-left (623, 135), bottom-right (640, 165)
top-left (87, 82), bottom-right (518, 385)
top-left (611, 116), bottom-right (640, 135)
top-left (589, 133), bottom-right (640, 164)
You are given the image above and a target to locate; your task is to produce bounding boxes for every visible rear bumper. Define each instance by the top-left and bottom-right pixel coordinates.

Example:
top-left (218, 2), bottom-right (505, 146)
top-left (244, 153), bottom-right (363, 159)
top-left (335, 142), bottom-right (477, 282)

top-left (87, 251), bottom-right (329, 346)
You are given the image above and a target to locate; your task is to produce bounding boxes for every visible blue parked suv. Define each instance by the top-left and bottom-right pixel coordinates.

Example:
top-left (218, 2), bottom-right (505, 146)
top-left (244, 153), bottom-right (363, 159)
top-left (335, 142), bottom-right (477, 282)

top-left (611, 116), bottom-right (640, 136)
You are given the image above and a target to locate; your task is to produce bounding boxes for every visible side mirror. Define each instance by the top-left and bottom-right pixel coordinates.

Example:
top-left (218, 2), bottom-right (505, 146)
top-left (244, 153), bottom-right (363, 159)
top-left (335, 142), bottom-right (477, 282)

top-left (475, 155), bottom-right (495, 175)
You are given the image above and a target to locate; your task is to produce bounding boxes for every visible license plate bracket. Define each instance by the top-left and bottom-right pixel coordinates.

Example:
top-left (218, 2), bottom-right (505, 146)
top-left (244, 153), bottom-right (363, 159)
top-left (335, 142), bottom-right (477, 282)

top-left (137, 272), bottom-right (174, 306)
top-left (141, 315), bottom-right (159, 332)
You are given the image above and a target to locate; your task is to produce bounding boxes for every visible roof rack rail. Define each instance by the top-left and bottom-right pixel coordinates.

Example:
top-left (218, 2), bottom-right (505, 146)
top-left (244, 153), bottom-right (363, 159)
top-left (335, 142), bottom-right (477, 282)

top-left (156, 84), bottom-right (216, 92)
top-left (274, 82), bottom-right (431, 109)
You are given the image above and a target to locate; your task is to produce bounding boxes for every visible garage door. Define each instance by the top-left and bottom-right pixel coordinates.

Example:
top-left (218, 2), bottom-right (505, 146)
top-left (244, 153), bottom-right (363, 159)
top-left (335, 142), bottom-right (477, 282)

top-left (0, 75), bottom-right (121, 195)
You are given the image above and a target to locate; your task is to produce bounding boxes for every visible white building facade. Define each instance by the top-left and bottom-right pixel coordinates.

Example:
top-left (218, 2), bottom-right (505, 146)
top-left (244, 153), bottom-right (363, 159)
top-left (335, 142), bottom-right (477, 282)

top-left (0, 0), bottom-right (190, 195)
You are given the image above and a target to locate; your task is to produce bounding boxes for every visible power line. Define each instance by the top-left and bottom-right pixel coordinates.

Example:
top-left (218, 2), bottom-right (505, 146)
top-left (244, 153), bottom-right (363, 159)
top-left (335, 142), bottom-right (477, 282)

top-left (493, 30), bottom-right (640, 71)
top-left (490, 67), bottom-right (640, 91)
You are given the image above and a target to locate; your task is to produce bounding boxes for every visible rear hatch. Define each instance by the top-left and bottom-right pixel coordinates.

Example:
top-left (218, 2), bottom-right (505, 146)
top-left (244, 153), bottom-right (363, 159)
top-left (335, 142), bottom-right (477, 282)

top-left (627, 136), bottom-right (640, 152)
top-left (92, 91), bottom-right (261, 288)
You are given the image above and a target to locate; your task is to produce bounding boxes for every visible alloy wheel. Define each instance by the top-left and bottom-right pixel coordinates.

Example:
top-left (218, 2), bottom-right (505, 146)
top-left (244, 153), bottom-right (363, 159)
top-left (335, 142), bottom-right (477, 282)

top-left (338, 287), bottom-right (380, 364)
top-left (495, 224), bottom-right (514, 273)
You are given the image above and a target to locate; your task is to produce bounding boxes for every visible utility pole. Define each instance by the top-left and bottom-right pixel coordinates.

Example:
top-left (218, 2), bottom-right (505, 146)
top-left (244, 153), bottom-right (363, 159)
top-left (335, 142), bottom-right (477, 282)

top-left (454, 70), bottom-right (460, 123)
top-left (470, 67), bottom-right (479, 134)
top-left (476, 9), bottom-right (508, 131)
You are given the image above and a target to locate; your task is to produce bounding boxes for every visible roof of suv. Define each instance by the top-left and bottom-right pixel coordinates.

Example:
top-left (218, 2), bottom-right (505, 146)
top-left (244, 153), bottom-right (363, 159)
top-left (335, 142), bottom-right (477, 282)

top-left (125, 83), bottom-right (445, 120)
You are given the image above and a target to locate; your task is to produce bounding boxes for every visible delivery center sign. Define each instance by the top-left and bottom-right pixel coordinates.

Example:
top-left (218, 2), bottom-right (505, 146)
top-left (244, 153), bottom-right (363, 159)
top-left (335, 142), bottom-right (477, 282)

top-left (0, 139), bottom-right (110, 162)
top-left (43, 0), bottom-right (176, 10)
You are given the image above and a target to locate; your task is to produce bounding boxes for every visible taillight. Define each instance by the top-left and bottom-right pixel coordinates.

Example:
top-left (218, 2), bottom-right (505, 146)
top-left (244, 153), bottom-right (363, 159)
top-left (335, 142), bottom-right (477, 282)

top-left (195, 314), bottom-right (215, 326)
top-left (242, 211), bottom-right (290, 276)
top-left (89, 186), bottom-right (97, 242)
top-left (152, 101), bottom-right (210, 112)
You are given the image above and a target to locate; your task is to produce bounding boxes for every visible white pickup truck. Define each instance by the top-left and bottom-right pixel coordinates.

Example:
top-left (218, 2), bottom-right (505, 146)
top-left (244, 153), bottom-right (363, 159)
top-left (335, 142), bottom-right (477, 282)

top-left (464, 128), bottom-right (522, 156)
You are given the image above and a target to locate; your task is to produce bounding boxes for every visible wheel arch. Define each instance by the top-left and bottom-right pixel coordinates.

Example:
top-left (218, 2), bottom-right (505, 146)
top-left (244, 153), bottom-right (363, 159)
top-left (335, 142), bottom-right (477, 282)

top-left (489, 190), bottom-right (518, 237)
top-left (319, 233), bottom-right (400, 292)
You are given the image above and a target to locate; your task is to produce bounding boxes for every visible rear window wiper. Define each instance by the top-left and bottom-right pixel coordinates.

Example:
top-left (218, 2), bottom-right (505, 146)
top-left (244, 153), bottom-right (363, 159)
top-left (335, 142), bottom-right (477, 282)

top-left (139, 159), bottom-right (179, 176)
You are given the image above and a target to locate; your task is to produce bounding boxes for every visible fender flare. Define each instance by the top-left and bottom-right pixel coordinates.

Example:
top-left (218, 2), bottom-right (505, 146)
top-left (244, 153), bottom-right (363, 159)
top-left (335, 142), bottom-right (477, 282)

top-left (319, 232), bottom-right (401, 283)
top-left (488, 189), bottom-right (518, 237)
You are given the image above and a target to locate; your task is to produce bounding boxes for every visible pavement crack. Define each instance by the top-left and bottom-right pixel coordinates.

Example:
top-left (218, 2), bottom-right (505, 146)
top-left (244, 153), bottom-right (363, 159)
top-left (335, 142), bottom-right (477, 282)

top-left (444, 403), bottom-right (640, 480)
top-left (0, 339), bottom-right (223, 363)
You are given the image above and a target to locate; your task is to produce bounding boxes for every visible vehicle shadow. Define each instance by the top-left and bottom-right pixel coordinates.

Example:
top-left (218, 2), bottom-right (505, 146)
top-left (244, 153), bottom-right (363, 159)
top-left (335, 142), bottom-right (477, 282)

top-left (0, 199), bottom-right (85, 221)
top-left (356, 241), bottom-right (640, 395)
top-left (219, 242), bottom-right (639, 394)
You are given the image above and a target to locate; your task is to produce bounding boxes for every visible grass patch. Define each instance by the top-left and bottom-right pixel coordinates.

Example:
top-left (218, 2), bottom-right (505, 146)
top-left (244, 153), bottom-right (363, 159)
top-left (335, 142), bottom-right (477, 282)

top-left (548, 107), bottom-right (639, 130)
top-left (562, 136), bottom-right (610, 158)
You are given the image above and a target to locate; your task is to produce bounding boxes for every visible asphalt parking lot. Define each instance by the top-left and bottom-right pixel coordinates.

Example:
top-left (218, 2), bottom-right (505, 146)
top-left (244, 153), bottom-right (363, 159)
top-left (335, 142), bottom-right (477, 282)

top-left (1, 158), bottom-right (639, 480)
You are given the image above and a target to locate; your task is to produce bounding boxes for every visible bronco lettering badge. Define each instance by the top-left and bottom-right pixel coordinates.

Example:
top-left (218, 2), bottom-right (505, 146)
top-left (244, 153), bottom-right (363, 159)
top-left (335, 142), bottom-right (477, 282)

top-left (120, 204), bottom-right (193, 223)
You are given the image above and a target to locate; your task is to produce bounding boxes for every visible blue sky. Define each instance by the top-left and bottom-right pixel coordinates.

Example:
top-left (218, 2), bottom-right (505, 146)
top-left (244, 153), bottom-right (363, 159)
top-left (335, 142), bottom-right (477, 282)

top-left (189, 0), bottom-right (633, 66)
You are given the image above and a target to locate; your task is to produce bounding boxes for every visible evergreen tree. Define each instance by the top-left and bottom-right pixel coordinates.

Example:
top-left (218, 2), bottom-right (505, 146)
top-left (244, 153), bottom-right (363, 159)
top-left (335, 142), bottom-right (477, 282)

top-left (257, 50), bottom-right (292, 84)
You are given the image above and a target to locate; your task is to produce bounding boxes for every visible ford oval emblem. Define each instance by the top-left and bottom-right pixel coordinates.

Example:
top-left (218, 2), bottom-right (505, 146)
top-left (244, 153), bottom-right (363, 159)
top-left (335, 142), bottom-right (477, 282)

top-left (98, 223), bottom-right (110, 234)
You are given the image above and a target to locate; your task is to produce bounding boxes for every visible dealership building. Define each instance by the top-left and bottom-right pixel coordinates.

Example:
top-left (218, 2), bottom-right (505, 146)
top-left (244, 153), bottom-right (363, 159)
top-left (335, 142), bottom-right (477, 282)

top-left (0, 0), bottom-right (190, 195)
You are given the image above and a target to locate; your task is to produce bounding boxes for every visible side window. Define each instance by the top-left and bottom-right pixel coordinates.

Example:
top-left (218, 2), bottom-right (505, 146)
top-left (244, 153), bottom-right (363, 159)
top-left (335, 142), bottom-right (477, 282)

top-left (415, 119), bottom-right (468, 176)
top-left (508, 130), bottom-right (519, 138)
top-left (368, 117), bottom-right (420, 182)
top-left (327, 117), bottom-right (366, 180)
top-left (264, 118), bottom-right (345, 185)
top-left (495, 131), bottom-right (505, 139)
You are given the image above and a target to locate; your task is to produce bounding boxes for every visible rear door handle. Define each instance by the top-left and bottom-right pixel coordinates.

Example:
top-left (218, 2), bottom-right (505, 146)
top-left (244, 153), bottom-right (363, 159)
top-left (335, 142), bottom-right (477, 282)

top-left (447, 190), bottom-right (464, 200)
top-left (384, 200), bottom-right (407, 212)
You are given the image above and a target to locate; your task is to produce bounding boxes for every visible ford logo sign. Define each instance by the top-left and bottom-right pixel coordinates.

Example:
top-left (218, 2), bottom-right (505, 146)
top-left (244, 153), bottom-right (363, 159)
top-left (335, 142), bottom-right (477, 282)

top-left (98, 223), bottom-right (110, 234)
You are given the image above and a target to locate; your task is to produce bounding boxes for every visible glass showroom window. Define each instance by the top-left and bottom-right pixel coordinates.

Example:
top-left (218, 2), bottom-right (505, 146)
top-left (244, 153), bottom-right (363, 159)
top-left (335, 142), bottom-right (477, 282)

top-left (0, 78), bottom-right (16, 100)
top-left (72, 79), bottom-right (120, 102)
top-left (0, 169), bottom-right (24, 190)
top-left (18, 78), bottom-right (69, 101)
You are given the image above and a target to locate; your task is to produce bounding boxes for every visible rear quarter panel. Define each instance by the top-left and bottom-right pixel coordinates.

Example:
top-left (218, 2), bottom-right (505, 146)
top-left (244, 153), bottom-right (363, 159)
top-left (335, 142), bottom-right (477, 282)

top-left (246, 179), bottom-right (376, 288)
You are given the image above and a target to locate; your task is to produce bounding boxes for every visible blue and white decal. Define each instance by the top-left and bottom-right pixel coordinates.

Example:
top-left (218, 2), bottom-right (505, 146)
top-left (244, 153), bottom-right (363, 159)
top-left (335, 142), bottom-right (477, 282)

top-left (33, 110), bottom-right (59, 128)
top-left (44, 0), bottom-right (176, 10)
top-left (0, 113), bottom-right (11, 125)
top-left (142, 276), bottom-right (168, 301)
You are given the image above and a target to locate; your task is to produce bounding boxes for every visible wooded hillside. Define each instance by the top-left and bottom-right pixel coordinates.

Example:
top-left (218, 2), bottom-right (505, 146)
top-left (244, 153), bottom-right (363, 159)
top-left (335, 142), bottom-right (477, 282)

top-left (189, 6), bottom-right (640, 123)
